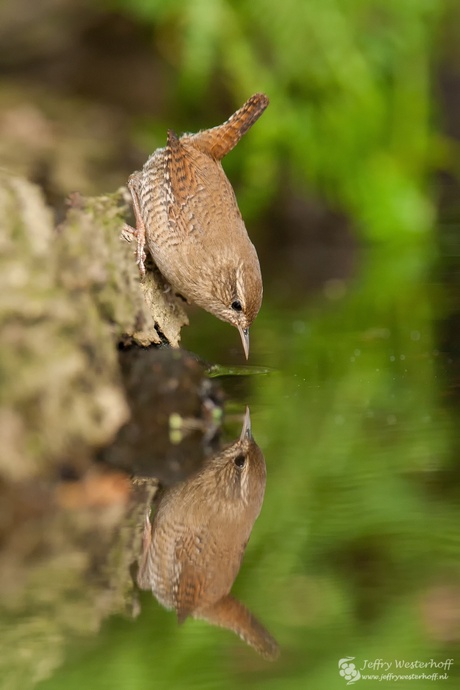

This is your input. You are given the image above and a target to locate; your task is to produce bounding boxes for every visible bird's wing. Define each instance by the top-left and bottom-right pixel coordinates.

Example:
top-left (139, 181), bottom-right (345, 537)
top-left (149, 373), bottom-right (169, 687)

top-left (174, 536), bottom-right (206, 623)
top-left (166, 130), bottom-right (209, 210)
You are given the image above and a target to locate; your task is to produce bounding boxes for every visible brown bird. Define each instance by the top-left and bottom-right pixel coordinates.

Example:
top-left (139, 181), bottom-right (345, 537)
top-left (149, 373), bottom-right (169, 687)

top-left (137, 407), bottom-right (279, 660)
top-left (124, 94), bottom-right (269, 358)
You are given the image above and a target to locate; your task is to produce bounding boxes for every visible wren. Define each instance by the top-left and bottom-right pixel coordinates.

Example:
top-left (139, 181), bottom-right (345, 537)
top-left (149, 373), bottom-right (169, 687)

top-left (137, 407), bottom-right (279, 660)
top-left (124, 94), bottom-right (269, 358)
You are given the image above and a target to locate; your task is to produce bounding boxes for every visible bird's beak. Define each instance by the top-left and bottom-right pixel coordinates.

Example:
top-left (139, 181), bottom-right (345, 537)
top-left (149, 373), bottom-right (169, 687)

top-left (238, 325), bottom-right (250, 360)
top-left (240, 406), bottom-right (252, 441)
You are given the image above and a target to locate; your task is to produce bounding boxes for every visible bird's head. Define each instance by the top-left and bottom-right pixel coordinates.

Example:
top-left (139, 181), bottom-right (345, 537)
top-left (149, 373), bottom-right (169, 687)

top-left (192, 250), bottom-right (263, 359)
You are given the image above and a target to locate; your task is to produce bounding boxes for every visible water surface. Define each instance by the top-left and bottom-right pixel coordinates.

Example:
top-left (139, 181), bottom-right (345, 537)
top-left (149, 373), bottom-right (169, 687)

top-left (37, 242), bottom-right (460, 689)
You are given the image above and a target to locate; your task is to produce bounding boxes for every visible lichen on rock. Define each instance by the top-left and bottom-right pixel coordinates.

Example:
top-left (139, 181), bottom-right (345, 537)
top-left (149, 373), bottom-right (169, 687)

top-left (0, 173), bottom-right (188, 482)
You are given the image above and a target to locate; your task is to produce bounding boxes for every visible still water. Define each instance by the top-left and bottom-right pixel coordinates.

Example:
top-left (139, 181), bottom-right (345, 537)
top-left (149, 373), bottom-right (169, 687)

top-left (32, 242), bottom-right (460, 689)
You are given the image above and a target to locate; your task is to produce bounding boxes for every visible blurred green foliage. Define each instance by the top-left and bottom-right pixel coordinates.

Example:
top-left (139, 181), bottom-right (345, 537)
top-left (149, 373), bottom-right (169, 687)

top-left (111, 0), bottom-right (444, 241)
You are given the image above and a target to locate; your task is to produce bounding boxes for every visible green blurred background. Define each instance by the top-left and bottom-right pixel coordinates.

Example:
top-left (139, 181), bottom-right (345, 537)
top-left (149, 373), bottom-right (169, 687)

top-left (1, 0), bottom-right (460, 687)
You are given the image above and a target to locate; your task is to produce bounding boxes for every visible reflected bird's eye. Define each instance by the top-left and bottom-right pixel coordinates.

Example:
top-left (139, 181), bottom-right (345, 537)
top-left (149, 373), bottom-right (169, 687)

top-left (234, 454), bottom-right (246, 468)
top-left (231, 300), bottom-right (242, 312)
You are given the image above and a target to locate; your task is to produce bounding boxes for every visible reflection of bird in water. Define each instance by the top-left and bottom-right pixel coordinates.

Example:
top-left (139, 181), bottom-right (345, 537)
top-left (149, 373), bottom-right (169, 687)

top-left (137, 407), bottom-right (279, 660)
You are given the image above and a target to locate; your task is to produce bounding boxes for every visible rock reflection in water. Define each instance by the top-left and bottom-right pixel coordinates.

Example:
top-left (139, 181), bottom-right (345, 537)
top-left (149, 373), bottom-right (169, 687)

top-left (104, 347), bottom-right (225, 486)
top-left (137, 407), bottom-right (279, 660)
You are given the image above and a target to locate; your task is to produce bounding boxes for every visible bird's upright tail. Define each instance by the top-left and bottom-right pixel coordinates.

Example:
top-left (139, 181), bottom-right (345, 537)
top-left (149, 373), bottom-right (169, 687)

top-left (185, 93), bottom-right (269, 161)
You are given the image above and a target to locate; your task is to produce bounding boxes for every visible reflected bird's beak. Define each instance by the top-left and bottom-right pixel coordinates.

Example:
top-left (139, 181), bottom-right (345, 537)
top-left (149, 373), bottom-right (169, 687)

top-left (238, 326), bottom-right (250, 360)
top-left (240, 406), bottom-right (252, 441)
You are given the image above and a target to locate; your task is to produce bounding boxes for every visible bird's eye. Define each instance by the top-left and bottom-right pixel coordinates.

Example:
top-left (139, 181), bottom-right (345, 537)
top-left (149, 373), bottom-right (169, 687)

top-left (231, 300), bottom-right (242, 312)
top-left (234, 454), bottom-right (246, 468)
